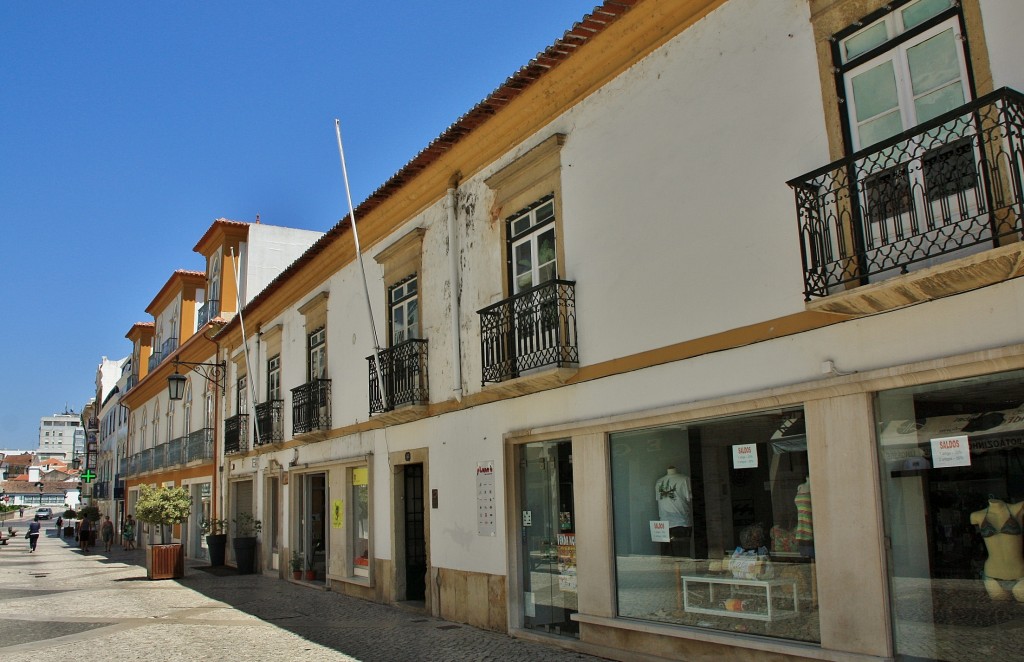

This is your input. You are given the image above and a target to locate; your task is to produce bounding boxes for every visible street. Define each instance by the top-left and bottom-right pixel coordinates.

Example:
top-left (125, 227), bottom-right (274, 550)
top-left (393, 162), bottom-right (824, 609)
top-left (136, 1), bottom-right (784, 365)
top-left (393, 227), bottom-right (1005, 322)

top-left (0, 515), bottom-right (608, 662)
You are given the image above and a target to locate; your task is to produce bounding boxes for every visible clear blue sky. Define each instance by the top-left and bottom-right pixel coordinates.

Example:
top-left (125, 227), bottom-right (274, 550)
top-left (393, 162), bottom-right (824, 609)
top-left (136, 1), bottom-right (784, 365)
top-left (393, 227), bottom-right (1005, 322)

top-left (0, 1), bottom-right (599, 449)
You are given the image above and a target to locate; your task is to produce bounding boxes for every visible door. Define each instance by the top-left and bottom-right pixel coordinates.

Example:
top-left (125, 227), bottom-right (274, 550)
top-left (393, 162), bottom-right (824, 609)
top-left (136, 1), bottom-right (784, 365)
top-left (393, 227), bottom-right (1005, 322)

top-left (403, 464), bottom-right (426, 602)
top-left (519, 440), bottom-right (578, 637)
top-left (298, 473), bottom-right (327, 582)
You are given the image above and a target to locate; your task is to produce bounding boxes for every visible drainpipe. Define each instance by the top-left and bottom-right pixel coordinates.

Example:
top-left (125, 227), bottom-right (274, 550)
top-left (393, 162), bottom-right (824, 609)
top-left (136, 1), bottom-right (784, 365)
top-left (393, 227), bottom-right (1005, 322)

top-left (445, 187), bottom-right (463, 402)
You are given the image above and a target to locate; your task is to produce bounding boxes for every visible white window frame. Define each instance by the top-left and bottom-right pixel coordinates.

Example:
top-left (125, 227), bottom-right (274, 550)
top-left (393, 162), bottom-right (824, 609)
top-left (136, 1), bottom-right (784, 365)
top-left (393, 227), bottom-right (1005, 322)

top-left (389, 276), bottom-right (419, 346)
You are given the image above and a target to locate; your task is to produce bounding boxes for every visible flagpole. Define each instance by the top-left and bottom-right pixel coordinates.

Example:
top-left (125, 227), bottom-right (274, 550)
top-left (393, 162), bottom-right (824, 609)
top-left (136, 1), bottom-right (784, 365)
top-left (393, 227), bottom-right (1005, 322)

top-left (334, 119), bottom-right (388, 410)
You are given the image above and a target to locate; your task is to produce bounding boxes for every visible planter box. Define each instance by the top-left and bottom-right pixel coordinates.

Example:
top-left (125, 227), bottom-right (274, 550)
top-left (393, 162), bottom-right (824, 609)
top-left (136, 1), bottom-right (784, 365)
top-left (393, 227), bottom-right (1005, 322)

top-left (147, 543), bottom-right (184, 580)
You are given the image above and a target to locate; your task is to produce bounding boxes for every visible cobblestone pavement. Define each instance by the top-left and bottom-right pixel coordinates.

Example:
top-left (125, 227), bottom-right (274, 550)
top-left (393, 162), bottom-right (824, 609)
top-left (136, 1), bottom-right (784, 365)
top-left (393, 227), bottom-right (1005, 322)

top-left (0, 526), bottom-right (609, 662)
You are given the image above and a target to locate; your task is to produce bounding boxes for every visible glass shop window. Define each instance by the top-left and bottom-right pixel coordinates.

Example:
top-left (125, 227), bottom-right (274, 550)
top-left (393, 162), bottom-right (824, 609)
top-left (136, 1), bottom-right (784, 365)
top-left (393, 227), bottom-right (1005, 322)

top-left (610, 407), bottom-right (819, 643)
top-left (876, 369), bottom-right (1024, 662)
top-left (351, 466), bottom-right (370, 578)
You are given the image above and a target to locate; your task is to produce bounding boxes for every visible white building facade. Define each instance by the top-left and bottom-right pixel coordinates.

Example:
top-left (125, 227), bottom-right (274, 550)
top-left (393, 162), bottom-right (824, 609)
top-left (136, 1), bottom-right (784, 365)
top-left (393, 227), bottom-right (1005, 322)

top-left (111, 1), bottom-right (1024, 661)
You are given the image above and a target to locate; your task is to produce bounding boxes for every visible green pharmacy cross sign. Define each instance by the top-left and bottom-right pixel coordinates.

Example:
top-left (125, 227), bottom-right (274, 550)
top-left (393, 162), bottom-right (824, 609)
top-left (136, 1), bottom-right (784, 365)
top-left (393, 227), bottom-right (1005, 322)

top-left (80, 470), bottom-right (96, 483)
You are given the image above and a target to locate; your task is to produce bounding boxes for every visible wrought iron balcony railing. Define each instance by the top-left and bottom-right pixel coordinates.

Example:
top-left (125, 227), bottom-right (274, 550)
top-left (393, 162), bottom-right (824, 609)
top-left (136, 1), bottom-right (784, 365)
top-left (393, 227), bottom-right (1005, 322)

top-left (478, 279), bottom-right (578, 384)
top-left (789, 87), bottom-right (1024, 300)
top-left (165, 436), bottom-right (185, 466)
top-left (224, 414), bottom-right (249, 455)
top-left (254, 400), bottom-right (284, 446)
top-left (367, 339), bottom-right (429, 415)
top-left (93, 481), bottom-right (109, 499)
top-left (292, 379), bottom-right (331, 435)
top-left (148, 351), bottom-right (163, 373)
top-left (160, 337), bottom-right (178, 359)
top-left (186, 428), bottom-right (214, 462)
top-left (139, 447), bottom-right (153, 473)
top-left (197, 299), bottom-right (220, 326)
top-left (125, 373), bottom-right (137, 392)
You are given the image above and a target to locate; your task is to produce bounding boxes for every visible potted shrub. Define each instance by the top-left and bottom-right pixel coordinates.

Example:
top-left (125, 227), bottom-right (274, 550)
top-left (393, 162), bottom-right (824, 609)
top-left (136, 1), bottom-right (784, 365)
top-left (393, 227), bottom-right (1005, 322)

top-left (304, 553), bottom-right (316, 581)
top-left (200, 517), bottom-right (228, 567)
top-left (135, 484), bottom-right (192, 580)
top-left (231, 511), bottom-right (261, 575)
top-left (290, 550), bottom-right (303, 580)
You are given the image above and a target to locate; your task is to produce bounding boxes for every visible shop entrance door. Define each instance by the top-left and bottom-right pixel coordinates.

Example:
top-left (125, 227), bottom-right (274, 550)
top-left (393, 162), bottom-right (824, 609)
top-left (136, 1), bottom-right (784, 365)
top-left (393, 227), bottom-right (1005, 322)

top-left (403, 463), bottom-right (426, 602)
top-left (298, 473), bottom-right (327, 583)
top-left (519, 440), bottom-right (578, 637)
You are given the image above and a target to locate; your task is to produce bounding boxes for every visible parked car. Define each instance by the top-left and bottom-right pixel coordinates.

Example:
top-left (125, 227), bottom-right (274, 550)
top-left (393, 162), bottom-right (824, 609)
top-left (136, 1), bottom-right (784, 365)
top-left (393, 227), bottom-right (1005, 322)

top-left (34, 507), bottom-right (52, 520)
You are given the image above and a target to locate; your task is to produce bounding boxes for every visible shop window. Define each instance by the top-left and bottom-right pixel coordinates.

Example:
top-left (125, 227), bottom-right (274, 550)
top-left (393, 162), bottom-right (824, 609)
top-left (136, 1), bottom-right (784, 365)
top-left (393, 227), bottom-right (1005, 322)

top-left (351, 466), bottom-right (370, 577)
top-left (876, 369), bottom-right (1024, 662)
top-left (610, 407), bottom-right (819, 643)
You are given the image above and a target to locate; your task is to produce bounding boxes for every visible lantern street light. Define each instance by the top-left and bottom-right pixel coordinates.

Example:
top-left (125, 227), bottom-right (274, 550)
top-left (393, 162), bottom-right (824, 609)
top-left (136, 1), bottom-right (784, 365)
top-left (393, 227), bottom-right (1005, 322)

top-left (167, 356), bottom-right (225, 400)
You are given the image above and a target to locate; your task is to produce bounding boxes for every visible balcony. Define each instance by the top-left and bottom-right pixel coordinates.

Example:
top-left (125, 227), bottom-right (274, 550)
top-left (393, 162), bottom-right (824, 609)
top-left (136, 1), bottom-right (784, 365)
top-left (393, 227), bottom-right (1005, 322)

top-left (148, 351), bottom-right (163, 373)
top-left (197, 299), bottom-right (220, 326)
top-left (165, 436), bottom-right (185, 466)
top-left (93, 481), bottom-right (109, 499)
top-left (479, 279), bottom-right (578, 386)
top-left (254, 400), bottom-right (284, 446)
top-left (186, 428), bottom-right (214, 462)
top-left (292, 379), bottom-right (332, 435)
top-left (367, 339), bottom-right (428, 420)
top-left (160, 337), bottom-right (178, 360)
top-left (789, 88), bottom-right (1024, 313)
top-left (224, 414), bottom-right (249, 455)
top-left (138, 448), bottom-right (153, 473)
top-left (125, 373), bottom-right (137, 392)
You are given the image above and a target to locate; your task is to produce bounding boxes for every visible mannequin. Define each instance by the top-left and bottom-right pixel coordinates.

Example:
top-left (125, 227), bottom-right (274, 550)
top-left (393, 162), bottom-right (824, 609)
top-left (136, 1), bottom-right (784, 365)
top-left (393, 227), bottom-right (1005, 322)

top-left (970, 499), bottom-right (1024, 602)
top-left (795, 478), bottom-right (813, 558)
top-left (656, 466), bottom-right (692, 556)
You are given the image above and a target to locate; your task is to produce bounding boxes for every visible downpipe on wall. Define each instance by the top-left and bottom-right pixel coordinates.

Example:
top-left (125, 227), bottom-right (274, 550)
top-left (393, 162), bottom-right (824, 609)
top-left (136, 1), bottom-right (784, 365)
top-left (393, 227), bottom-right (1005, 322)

top-left (446, 187), bottom-right (463, 402)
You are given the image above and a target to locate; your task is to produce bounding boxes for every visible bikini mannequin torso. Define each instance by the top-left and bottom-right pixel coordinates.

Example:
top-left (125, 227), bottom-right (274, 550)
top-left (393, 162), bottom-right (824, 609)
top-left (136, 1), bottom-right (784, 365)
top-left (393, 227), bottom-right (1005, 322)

top-left (970, 499), bottom-right (1024, 601)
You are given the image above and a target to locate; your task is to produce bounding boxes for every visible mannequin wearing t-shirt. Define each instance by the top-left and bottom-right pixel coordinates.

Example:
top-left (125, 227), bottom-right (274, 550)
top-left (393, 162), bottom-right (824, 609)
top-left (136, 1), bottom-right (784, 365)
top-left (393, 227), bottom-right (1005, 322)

top-left (656, 466), bottom-right (692, 556)
top-left (795, 478), bottom-right (814, 558)
top-left (970, 499), bottom-right (1024, 602)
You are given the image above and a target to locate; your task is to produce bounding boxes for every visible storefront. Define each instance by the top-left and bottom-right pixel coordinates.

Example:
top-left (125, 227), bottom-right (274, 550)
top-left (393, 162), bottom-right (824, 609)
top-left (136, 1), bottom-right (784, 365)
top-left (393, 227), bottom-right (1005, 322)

top-left (876, 369), bottom-right (1024, 662)
top-left (609, 407), bottom-right (819, 643)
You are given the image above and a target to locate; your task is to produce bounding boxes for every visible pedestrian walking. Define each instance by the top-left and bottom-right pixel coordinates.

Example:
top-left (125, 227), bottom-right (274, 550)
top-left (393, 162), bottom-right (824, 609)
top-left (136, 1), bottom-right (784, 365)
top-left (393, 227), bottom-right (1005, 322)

top-left (56, 516), bottom-right (63, 532)
top-left (122, 515), bottom-right (135, 550)
top-left (27, 516), bottom-right (40, 552)
top-left (79, 516), bottom-right (93, 552)
top-left (100, 516), bottom-right (114, 552)
top-left (19, 508), bottom-right (24, 517)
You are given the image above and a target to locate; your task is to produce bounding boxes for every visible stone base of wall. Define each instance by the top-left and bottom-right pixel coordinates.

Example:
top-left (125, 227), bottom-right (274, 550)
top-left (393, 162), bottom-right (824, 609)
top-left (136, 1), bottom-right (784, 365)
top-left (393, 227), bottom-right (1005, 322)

top-left (437, 567), bottom-right (507, 633)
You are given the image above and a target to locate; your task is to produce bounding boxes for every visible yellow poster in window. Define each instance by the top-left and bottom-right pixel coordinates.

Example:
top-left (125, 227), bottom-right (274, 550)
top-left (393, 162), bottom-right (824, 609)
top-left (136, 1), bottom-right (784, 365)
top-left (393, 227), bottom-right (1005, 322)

top-left (353, 467), bottom-right (368, 486)
top-left (332, 498), bottom-right (344, 529)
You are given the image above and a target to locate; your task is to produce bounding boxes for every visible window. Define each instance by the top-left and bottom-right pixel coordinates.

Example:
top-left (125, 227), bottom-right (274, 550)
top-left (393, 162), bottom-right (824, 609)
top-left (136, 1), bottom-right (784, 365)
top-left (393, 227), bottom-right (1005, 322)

top-left (151, 404), bottom-right (160, 449)
top-left (839, 0), bottom-right (967, 150)
top-left (610, 408), bottom-right (819, 643)
top-left (268, 355), bottom-right (281, 401)
top-left (389, 276), bottom-right (419, 345)
top-left (237, 375), bottom-right (248, 415)
top-left (351, 466), bottom-right (370, 577)
top-left (166, 399), bottom-right (174, 443)
top-left (876, 370), bottom-right (1024, 661)
top-left (508, 196), bottom-right (557, 294)
top-left (309, 328), bottom-right (326, 380)
top-left (183, 382), bottom-right (192, 436)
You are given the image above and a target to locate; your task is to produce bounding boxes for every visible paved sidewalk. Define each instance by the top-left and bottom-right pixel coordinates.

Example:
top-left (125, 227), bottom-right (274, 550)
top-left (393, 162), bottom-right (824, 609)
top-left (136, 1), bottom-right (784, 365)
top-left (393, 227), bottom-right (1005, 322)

top-left (0, 526), bottom-right (608, 662)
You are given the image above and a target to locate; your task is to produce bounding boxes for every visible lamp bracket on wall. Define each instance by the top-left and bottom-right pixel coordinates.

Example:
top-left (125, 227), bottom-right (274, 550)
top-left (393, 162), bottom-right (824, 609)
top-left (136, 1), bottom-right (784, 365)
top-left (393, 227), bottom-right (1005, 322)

top-left (167, 356), bottom-right (226, 400)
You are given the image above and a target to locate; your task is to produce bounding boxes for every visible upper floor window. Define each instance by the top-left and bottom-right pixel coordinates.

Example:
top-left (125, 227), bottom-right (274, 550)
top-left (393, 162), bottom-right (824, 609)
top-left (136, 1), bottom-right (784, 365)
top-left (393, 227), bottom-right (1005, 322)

top-left (165, 399), bottom-right (174, 443)
top-left (389, 276), bottom-right (419, 345)
top-left (209, 254), bottom-right (221, 308)
top-left (183, 382), bottom-right (193, 436)
top-left (837, 0), bottom-right (968, 150)
top-left (309, 328), bottom-right (327, 380)
top-left (268, 355), bottom-right (281, 401)
top-left (508, 195), bottom-right (557, 294)
top-left (237, 375), bottom-right (248, 415)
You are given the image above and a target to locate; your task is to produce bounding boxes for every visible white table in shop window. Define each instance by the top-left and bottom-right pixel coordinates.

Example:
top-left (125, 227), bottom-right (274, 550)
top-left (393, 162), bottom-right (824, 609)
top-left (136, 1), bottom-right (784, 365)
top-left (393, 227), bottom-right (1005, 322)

top-left (680, 573), bottom-right (800, 622)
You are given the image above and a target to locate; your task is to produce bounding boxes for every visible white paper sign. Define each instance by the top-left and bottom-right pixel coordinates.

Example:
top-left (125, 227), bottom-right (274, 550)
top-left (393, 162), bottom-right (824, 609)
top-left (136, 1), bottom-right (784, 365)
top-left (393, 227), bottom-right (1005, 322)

top-left (930, 435), bottom-right (971, 468)
top-left (650, 520), bottom-right (670, 543)
top-left (732, 444), bottom-right (758, 469)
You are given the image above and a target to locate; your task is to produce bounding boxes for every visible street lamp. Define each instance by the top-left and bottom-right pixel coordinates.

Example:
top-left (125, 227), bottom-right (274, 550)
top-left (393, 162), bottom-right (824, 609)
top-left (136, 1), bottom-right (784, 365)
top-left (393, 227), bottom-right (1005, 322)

top-left (167, 356), bottom-right (225, 400)
top-left (36, 482), bottom-right (44, 506)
